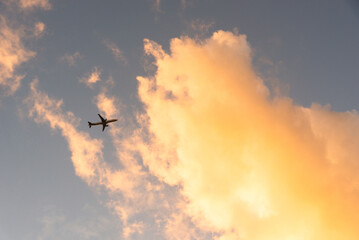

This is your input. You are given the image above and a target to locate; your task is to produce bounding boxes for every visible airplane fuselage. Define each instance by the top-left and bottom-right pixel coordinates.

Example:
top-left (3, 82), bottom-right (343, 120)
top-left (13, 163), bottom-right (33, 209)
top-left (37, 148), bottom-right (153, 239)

top-left (88, 114), bottom-right (117, 131)
top-left (89, 119), bottom-right (117, 126)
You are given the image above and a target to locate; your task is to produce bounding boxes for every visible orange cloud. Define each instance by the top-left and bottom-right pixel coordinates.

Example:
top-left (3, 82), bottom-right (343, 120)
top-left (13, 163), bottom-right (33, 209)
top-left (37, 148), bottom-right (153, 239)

top-left (27, 79), bottom-right (105, 182)
top-left (136, 30), bottom-right (359, 239)
top-left (26, 79), bottom-right (173, 239)
top-left (27, 30), bottom-right (359, 239)
top-left (96, 92), bottom-right (118, 118)
top-left (0, 17), bottom-right (35, 95)
top-left (79, 67), bottom-right (102, 88)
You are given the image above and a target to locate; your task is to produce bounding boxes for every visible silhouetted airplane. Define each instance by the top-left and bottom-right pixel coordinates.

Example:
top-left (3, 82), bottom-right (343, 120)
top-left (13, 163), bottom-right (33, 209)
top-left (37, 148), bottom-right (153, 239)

top-left (88, 114), bottom-right (117, 131)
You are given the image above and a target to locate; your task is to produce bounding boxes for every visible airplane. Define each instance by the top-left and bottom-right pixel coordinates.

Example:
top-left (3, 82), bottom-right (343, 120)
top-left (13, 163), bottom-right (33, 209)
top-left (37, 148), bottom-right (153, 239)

top-left (88, 114), bottom-right (118, 131)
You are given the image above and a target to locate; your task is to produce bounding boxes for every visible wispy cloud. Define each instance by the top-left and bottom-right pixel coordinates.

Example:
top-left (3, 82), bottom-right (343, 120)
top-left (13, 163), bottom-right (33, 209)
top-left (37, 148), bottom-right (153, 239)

top-left (61, 52), bottom-right (82, 67)
top-left (136, 30), bottom-right (359, 239)
top-left (153, 0), bottom-right (161, 12)
top-left (103, 39), bottom-right (127, 64)
top-left (27, 79), bottom-right (105, 182)
top-left (0, 17), bottom-right (35, 95)
top-left (26, 79), bottom-right (185, 239)
top-left (152, 0), bottom-right (189, 12)
top-left (19, 0), bottom-right (51, 10)
top-left (36, 204), bottom-right (122, 239)
top-left (79, 67), bottom-right (102, 88)
top-left (189, 19), bottom-right (214, 35)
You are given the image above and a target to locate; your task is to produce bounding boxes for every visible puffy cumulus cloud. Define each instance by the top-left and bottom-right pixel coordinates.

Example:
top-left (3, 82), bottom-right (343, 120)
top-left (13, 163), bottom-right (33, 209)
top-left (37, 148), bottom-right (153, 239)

top-left (19, 0), bottom-right (51, 10)
top-left (136, 30), bottom-right (359, 239)
top-left (0, 17), bottom-right (35, 95)
top-left (79, 67), bottom-right (102, 88)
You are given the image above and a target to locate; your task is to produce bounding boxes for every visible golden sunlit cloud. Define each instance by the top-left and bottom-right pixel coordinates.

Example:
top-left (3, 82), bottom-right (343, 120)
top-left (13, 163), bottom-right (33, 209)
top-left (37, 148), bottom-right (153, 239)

top-left (79, 67), bottom-right (102, 88)
top-left (136, 30), bottom-right (359, 239)
top-left (26, 79), bottom-right (177, 239)
top-left (26, 29), bottom-right (359, 240)
top-left (0, 17), bottom-right (35, 95)
top-left (27, 79), bottom-right (105, 182)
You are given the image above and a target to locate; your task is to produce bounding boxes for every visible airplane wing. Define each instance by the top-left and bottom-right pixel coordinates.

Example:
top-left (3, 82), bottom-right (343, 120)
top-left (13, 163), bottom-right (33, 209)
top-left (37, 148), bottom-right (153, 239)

top-left (102, 124), bottom-right (107, 132)
top-left (98, 114), bottom-right (106, 123)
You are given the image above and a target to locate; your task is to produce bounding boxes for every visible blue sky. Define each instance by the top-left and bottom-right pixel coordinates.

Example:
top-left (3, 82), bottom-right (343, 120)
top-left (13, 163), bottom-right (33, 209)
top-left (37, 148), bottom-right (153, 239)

top-left (1, 0), bottom-right (359, 239)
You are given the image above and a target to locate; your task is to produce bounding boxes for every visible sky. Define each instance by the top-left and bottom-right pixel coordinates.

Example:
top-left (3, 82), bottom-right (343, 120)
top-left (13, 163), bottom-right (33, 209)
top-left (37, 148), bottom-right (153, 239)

top-left (1, 0), bottom-right (359, 239)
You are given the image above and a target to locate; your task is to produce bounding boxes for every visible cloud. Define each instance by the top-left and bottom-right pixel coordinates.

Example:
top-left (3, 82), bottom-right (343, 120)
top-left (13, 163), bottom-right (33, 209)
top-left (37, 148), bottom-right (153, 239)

top-left (19, 0), bottom-right (51, 10)
top-left (136, 30), bottom-right (359, 239)
top-left (27, 79), bottom-right (105, 183)
top-left (153, 0), bottom-right (161, 12)
top-left (189, 19), bottom-right (214, 35)
top-left (0, 17), bottom-right (35, 95)
top-left (27, 80), bottom-right (147, 237)
top-left (61, 52), bottom-right (81, 67)
top-left (33, 21), bottom-right (45, 38)
top-left (152, 0), bottom-right (189, 12)
top-left (26, 29), bottom-right (359, 239)
top-left (103, 39), bottom-right (127, 64)
top-left (26, 79), bottom-right (182, 239)
top-left (79, 67), bottom-right (102, 88)
top-left (36, 204), bottom-right (122, 240)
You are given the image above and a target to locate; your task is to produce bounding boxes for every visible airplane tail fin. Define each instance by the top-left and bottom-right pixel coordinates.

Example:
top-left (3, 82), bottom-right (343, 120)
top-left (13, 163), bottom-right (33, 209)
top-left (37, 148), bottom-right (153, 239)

top-left (88, 122), bottom-right (92, 128)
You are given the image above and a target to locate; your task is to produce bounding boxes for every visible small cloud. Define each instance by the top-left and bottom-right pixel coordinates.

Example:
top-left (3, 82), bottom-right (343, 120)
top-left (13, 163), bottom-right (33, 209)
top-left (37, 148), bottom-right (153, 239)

top-left (79, 67), bottom-right (101, 88)
top-left (151, 0), bottom-right (190, 13)
top-left (103, 39), bottom-right (127, 64)
top-left (180, 0), bottom-right (195, 9)
top-left (61, 52), bottom-right (81, 67)
top-left (33, 21), bottom-right (45, 38)
top-left (19, 0), bottom-right (52, 10)
top-left (189, 19), bottom-right (214, 35)
top-left (153, 0), bottom-right (161, 12)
